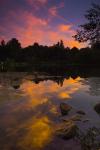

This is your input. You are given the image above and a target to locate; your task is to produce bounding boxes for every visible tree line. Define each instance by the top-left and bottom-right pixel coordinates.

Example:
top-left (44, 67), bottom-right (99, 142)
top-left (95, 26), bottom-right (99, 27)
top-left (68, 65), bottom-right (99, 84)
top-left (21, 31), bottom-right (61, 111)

top-left (0, 38), bottom-right (100, 66)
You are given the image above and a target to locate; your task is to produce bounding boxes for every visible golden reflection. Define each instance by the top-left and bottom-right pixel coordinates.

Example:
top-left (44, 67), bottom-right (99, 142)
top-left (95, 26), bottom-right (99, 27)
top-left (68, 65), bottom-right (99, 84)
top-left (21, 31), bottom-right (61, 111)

top-left (50, 104), bottom-right (58, 114)
top-left (20, 81), bottom-right (48, 109)
top-left (59, 87), bottom-right (79, 99)
top-left (19, 116), bottom-right (53, 149)
top-left (58, 77), bottom-right (81, 99)
top-left (59, 92), bottom-right (71, 99)
top-left (19, 77), bottom-right (82, 111)
top-left (0, 76), bottom-right (82, 150)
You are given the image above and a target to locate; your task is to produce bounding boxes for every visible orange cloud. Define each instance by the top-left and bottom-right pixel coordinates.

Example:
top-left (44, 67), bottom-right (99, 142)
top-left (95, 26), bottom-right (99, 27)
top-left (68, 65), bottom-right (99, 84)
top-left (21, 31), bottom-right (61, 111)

top-left (0, 7), bottom-right (86, 48)
top-left (59, 24), bottom-right (72, 32)
top-left (64, 40), bottom-right (85, 48)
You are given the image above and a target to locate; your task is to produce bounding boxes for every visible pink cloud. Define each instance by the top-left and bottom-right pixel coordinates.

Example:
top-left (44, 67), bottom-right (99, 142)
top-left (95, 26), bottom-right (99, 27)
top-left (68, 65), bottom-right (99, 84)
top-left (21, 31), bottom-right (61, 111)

top-left (48, 2), bottom-right (72, 25)
top-left (49, 2), bottom-right (64, 17)
top-left (0, 6), bottom-right (85, 48)
top-left (27, 0), bottom-right (47, 5)
top-left (26, 0), bottom-right (48, 10)
top-left (49, 6), bottom-right (58, 16)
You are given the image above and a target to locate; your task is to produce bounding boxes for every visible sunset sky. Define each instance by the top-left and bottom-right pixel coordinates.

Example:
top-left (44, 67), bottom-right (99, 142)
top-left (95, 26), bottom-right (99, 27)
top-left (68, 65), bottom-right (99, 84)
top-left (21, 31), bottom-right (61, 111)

top-left (0, 0), bottom-right (100, 48)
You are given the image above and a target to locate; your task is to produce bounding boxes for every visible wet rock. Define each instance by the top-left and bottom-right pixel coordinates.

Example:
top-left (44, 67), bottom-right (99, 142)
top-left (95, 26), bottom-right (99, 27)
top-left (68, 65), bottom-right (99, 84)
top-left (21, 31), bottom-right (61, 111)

top-left (57, 121), bottom-right (78, 140)
top-left (83, 119), bottom-right (89, 123)
top-left (70, 115), bottom-right (82, 122)
top-left (94, 103), bottom-right (100, 115)
top-left (63, 115), bottom-right (82, 122)
top-left (71, 115), bottom-right (82, 122)
top-left (60, 103), bottom-right (72, 116)
top-left (76, 110), bottom-right (86, 115)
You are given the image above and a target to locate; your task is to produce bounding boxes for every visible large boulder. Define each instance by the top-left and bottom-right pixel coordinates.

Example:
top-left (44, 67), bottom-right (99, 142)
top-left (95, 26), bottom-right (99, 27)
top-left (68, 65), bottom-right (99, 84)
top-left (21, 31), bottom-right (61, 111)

top-left (60, 103), bottom-right (72, 116)
top-left (94, 103), bottom-right (100, 115)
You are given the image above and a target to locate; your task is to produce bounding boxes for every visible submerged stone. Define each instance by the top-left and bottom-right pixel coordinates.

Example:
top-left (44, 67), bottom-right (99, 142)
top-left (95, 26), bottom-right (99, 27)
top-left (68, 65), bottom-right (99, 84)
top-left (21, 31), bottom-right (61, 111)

top-left (76, 110), bottom-right (86, 115)
top-left (83, 119), bottom-right (89, 123)
top-left (69, 115), bottom-right (82, 122)
top-left (63, 115), bottom-right (82, 122)
top-left (57, 121), bottom-right (78, 140)
top-left (60, 103), bottom-right (72, 116)
top-left (94, 103), bottom-right (100, 115)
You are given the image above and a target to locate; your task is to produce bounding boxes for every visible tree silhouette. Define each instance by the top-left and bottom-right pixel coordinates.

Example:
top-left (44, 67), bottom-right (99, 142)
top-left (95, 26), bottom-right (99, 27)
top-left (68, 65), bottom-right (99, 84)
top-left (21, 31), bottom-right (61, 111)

top-left (6, 38), bottom-right (21, 50)
top-left (5, 38), bottom-right (21, 60)
top-left (1, 40), bottom-right (5, 47)
top-left (74, 3), bottom-right (100, 46)
top-left (54, 40), bottom-right (64, 49)
top-left (0, 36), bottom-right (100, 69)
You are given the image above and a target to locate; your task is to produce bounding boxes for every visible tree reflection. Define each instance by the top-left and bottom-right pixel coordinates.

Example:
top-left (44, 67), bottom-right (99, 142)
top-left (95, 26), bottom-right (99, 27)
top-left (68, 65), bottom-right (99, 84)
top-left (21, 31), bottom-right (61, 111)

top-left (0, 69), bottom-right (99, 96)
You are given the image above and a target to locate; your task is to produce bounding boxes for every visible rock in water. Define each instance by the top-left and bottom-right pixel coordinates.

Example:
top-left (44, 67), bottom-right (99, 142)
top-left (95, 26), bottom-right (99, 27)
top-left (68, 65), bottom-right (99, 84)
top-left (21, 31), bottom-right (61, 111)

top-left (76, 110), bottom-right (86, 115)
top-left (60, 103), bottom-right (72, 116)
top-left (63, 115), bottom-right (82, 122)
top-left (57, 121), bottom-right (78, 140)
top-left (94, 103), bottom-right (100, 115)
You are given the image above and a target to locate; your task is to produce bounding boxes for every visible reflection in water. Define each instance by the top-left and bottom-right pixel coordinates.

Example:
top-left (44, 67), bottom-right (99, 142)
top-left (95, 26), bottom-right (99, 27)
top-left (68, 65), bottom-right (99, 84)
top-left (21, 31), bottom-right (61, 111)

top-left (21, 77), bottom-right (81, 104)
top-left (83, 78), bottom-right (100, 96)
top-left (0, 72), bottom-right (100, 150)
top-left (19, 116), bottom-right (53, 149)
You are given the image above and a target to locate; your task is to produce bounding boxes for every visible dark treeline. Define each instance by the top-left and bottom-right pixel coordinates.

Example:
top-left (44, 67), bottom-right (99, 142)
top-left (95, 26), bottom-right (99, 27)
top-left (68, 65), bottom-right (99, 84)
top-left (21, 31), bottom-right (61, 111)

top-left (0, 38), bottom-right (100, 69)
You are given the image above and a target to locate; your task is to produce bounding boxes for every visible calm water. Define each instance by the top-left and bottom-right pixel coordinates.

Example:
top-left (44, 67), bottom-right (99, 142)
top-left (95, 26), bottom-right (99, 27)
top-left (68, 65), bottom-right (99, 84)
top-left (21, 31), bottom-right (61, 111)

top-left (0, 72), bottom-right (100, 150)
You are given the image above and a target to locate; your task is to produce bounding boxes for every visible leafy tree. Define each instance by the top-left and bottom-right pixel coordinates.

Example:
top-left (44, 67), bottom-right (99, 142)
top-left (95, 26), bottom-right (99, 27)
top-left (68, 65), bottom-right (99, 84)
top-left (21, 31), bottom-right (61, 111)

top-left (74, 3), bottom-right (100, 46)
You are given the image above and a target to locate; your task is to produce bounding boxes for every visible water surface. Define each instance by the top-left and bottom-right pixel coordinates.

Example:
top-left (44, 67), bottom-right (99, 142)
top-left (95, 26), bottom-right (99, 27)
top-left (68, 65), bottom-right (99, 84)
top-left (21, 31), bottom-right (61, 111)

top-left (0, 72), bottom-right (100, 150)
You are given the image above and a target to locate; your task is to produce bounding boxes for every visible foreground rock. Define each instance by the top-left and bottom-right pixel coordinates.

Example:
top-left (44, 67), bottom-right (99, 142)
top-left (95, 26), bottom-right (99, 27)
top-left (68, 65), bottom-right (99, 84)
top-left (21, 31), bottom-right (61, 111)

top-left (76, 110), bottom-right (86, 115)
top-left (94, 103), bottom-right (100, 115)
top-left (60, 103), bottom-right (72, 116)
top-left (83, 119), bottom-right (89, 123)
top-left (57, 120), bottom-right (78, 140)
top-left (63, 115), bottom-right (82, 122)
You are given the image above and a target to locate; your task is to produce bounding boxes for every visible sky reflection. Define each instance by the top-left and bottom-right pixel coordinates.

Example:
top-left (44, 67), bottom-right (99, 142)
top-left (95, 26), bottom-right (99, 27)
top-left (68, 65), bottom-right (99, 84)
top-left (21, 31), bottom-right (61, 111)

top-left (1, 75), bottom-right (100, 150)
